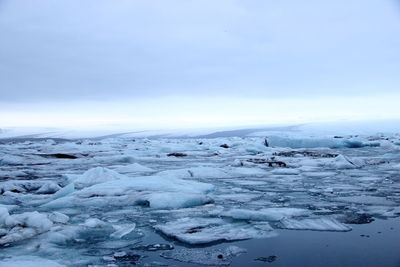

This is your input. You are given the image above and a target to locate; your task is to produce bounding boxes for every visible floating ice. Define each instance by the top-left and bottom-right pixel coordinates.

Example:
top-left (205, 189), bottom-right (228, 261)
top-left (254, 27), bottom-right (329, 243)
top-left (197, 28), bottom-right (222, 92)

top-left (0, 207), bottom-right (10, 225)
top-left (1, 133), bottom-right (399, 264)
top-left (328, 154), bottom-right (366, 169)
top-left (69, 167), bottom-right (126, 188)
top-left (110, 223), bottom-right (136, 239)
top-left (222, 208), bottom-right (310, 221)
top-left (335, 196), bottom-right (396, 206)
top-left (113, 163), bottom-right (154, 173)
top-left (160, 245), bottom-right (246, 266)
top-left (0, 256), bottom-right (65, 267)
top-left (95, 154), bottom-right (136, 164)
top-left (82, 218), bottom-right (106, 228)
top-left (270, 168), bottom-right (300, 175)
top-left (48, 212), bottom-right (69, 224)
top-left (157, 166), bottom-right (230, 179)
top-left (76, 174), bottom-right (214, 197)
top-left (43, 171), bottom-right (215, 210)
top-left (279, 217), bottom-right (351, 231)
top-left (36, 182), bottom-right (61, 194)
top-left (229, 167), bottom-right (268, 176)
top-left (138, 192), bottom-right (213, 209)
top-left (8, 211), bottom-right (53, 231)
top-left (0, 180), bottom-right (44, 194)
top-left (154, 217), bottom-right (276, 244)
top-left (266, 136), bottom-right (369, 149)
top-left (0, 155), bottom-right (25, 165)
top-left (52, 183), bottom-right (75, 199)
top-left (0, 211), bottom-right (53, 245)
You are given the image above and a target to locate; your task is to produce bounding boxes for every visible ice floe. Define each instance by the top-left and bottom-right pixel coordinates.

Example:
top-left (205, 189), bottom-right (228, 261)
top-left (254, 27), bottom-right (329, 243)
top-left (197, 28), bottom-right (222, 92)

top-left (68, 167), bottom-right (126, 188)
top-left (0, 256), bottom-right (65, 267)
top-left (0, 210), bottom-right (54, 245)
top-left (222, 208), bottom-right (310, 221)
top-left (161, 245), bottom-right (246, 266)
top-left (110, 223), bottom-right (136, 239)
top-left (157, 166), bottom-right (230, 179)
top-left (266, 136), bottom-right (370, 149)
top-left (112, 162), bottom-right (154, 173)
top-left (1, 132), bottom-right (399, 265)
top-left (154, 217), bottom-right (276, 244)
top-left (279, 217), bottom-right (351, 231)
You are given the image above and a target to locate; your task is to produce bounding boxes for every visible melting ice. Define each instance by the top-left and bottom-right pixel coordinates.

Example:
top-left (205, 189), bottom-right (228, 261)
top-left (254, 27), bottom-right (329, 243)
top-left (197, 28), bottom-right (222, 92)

top-left (0, 133), bottom-right (400, 265)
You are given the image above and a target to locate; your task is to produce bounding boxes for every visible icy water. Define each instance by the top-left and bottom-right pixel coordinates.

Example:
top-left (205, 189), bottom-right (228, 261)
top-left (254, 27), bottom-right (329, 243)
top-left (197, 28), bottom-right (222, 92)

top-left (0, 135), bottom-right (399, 266)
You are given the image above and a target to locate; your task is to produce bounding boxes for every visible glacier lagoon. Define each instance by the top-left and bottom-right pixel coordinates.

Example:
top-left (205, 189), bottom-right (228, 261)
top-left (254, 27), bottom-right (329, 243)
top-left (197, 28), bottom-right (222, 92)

top-left (1, 131), bottom-right (400, 266)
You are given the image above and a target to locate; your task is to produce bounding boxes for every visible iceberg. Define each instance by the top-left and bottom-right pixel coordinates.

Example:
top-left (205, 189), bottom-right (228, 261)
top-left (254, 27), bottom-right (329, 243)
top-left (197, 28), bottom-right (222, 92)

top-left (68, 167), bottom-right (126, 188)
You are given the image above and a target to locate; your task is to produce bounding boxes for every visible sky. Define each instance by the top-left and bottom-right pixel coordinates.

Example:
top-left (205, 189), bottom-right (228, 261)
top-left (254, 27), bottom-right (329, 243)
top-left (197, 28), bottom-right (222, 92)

top-left (0, 0), bottom-right (399, 129)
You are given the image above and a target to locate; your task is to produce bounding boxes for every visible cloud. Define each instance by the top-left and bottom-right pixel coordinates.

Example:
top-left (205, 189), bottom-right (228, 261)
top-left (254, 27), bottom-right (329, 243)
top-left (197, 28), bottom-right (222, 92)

top-left (0, 1), bottom-right (399, 127)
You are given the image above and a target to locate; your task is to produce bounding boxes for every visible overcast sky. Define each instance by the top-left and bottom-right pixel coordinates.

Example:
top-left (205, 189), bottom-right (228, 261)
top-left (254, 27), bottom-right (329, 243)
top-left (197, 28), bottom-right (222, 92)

top-left (0, 0), bottom-right (399, 128)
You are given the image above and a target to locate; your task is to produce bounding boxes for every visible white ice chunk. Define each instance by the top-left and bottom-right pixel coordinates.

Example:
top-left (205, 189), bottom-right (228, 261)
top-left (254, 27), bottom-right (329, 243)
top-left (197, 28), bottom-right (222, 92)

top-left (11, 211), bottom-right (53, 232)
top-left (113, 163), bottom-right (154, 173)
top-left (0, 256), bottom-right (65, 267)
top-left (70, 167), bottom-right (126, 188)
top-left (270, 168), bottom-right (300, 175)
top-left (37, 182), bottom-right (61, 194)
top-left (161, 245), bottom-right (246, 266)
top-left (82, 218), bottom-right (106, 228)
top-left (0, 211), bottom-right (53, 245)
top-left (95, 154), bottom-right (136, 164)
top-left (155, 217), bottom-right (276, 245)
top-left (48, 175), bottom-right (214, 208)
top-left (42, 196), bottom-right (75, 209)
top-left (0, 155), bottom-right (25, 165)
top-left (110, 223), bottom-right (136, 239)
top-left (139, 192), bottom-right (213, 209)
top-left (157, 166), bottom-right (229, 179)
top-left (0, 207), bottom-right (10, 226)
top-left (48, 212), bottom-right (69, 224)
top-left (328, 154), bottom-right (364, 169)
top-left (52, 183), bottom-right (75, 199)
top-left (229, 167), bottom-right (267, 176)
top-left (267, 136), bottom-right (366, 149)
top-left (280, 217), bottom-right (351, 231)
top-left (335, 196), bottom-right (396, 206)
top-left (223, 208), bottom-right (310, 221)
top-left (0, 204), bottom-right (18, 212)
top-left (77, 174), bottom-right (214, 198)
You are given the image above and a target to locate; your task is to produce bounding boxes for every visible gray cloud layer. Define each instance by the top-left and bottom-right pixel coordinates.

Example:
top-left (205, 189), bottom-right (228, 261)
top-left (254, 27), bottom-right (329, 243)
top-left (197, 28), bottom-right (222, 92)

top-left (1, 0), bottom-right (400, 102)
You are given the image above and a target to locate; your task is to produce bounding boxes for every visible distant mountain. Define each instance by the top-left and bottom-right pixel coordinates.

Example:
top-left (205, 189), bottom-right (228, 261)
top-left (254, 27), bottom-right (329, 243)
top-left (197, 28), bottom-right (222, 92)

top-left (1, 120), bottom-right (399, 140)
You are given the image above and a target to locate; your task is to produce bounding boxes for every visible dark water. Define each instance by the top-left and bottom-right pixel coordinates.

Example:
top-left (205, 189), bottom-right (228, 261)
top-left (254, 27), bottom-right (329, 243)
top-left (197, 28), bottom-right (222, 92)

top-left (138, 217), bottom-right (400, 267)
top-left (230, 218), bottom-right (400, 267)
